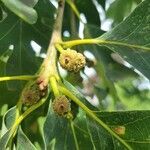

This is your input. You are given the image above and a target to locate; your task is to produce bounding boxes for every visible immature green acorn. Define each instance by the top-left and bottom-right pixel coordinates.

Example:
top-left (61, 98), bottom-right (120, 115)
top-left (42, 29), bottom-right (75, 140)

top-left (21, 80), bottom-right (47, 106)
top-left (52, 95), bottom-right (71, 116)
top-left (59, 49), bottom-right (86, 72)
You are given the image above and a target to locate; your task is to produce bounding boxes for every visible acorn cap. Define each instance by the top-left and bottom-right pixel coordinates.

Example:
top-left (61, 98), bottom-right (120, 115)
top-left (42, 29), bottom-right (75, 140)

top-left (52, 95), bottom-right (71, 116)
top-left (22, 82), bottom-right (41, 106)
top-left (59, 49), bottom-right (86, 72)
top-left (22, 81), bottom-right (47, 106)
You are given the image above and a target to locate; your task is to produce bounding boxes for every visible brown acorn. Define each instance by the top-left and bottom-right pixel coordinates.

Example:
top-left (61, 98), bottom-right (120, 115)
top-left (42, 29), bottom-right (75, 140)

top-left (21, 80), bottom-right (47, 106)
top-left (52, 95), bottom-right (71, 116)
top-left (59, 49), bottom-right (86, 72)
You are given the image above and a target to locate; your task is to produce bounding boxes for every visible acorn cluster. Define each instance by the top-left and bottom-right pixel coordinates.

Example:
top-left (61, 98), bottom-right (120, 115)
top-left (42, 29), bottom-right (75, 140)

top-left (59, 49), bottom-right (86, 72)
top-left (52, 95), bottom-right (71, 116)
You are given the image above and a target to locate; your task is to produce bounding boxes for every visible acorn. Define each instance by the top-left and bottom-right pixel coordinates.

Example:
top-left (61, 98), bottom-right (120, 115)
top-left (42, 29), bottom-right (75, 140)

top-left (21, 80), bottom-right (47, 106)
top-left (59, 49), bottom-right (86, 72)
top-left (52, 95), bottom-right (71, 116)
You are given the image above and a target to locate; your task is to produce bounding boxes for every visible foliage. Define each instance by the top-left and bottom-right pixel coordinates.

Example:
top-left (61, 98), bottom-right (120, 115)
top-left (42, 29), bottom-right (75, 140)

top-left (0, 0), bottom-right (150, 149)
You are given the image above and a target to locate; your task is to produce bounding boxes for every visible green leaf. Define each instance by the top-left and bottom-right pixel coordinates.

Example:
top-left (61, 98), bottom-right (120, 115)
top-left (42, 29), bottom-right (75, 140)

top-left (1, 106), bottom-right (16, 134)
top-left (1, 0), bottom-right (38, 24)
top-left (75, 0), bottom-right (100, 26)
top-left (73, 109), bottom-right (93, 149)
top-left (0, 0), bottom-right (55, 90)
top-left (43, 101), bottom-right (93, 150)
top-left (106, 0), bottom-right (142, 25)
top-left (87, 111), bottom-right (150, 150)
top-left (84, 25), bottom-right (140, 110)
top-left (0, 106), bottom-right (37, 149)
top-left (106, 0), bottom-right (133, 25)
top-left (0, 48), bottom-right (17, 106)
top-left (43, 102), bottom-right (75, 150)
top-left (0, 106), bottom-right (16, 149)
top-left (100, 0), bottom-right (150, 80)
top-left (21, 0), bottom-right (38, 7)
top-left (45, 81), bottom-right (150, 149)
top-left (17, 127), bottom-right (37, 150)
top-left (0, 6), bottom-right (2, 20)
top-left (84, 24), bottom-right (138, 78)
top-left (0, 129), bottom-right (12, 150)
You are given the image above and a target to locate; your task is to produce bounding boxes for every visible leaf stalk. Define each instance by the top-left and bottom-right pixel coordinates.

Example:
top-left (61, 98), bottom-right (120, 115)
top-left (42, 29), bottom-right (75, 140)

top-left (60, 39), bottom-right (150, 51)
top-left (0, 75), bottom-right (37, 82)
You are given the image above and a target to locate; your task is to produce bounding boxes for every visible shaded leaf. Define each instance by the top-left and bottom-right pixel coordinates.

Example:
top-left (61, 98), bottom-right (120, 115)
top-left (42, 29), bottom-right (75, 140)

top-left (0, 6), bottom-right (3, 21)
top-left (21, 0), bottom-right (38, 7)
top-left (100, 0), bottom-right (150, 80)
top-left (17, 127), bottom-right (36, 150)
top-left (106, 0), bottom-right (133, 25)
top-left (75, 0), bottom-right (100, 26)
top-left (43, 102), bottom-right (75, 150)
top-left (43, 101), bottom-right (93, 150)
top-left (0, 106), bottom-right (16, 149)
top-left (0, 129), bottom-right (11, 150)
top-left (1, 0), bottom-right (38, 24)
top-left (87, 110), bottom-right (150, 150)
top-left (0, 49), bottom-right (17, 106)
top-left (0, 0), bottom-right (55, 90)
top-left (72, 109), bottom-right (93, 149)
top-left (84, 24), bottom-right (138, 81)
top-left (97, 0), bottom-right (105, 9)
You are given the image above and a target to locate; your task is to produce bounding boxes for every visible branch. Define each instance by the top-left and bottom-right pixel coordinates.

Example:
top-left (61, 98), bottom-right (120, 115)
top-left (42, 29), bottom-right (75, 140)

top-left (37, 0), bottom-right (65, 90)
